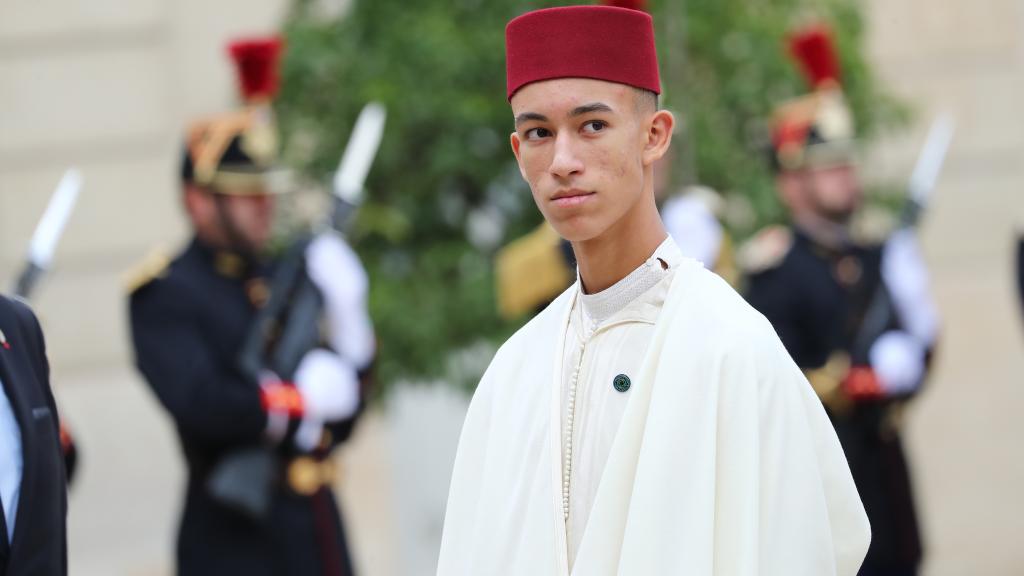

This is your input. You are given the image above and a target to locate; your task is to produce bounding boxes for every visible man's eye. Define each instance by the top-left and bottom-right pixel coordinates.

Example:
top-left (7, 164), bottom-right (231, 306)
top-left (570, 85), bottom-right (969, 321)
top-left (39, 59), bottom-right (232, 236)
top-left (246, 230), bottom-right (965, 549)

top-left (525, 127), bottom-right (551, 140)
top-left (582, 120), bottom-right (607, 134)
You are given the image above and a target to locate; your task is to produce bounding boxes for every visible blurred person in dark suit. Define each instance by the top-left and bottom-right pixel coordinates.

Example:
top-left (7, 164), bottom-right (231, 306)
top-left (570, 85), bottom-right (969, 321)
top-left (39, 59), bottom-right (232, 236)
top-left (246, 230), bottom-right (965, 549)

top-left (0, 295), bottom-right (67, 576)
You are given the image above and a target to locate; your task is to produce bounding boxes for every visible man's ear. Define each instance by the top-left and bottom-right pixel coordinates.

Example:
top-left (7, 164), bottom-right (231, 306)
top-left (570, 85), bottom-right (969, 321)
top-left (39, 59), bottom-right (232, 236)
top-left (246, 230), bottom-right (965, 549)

top-left (510, 131), bottom-right (527, 179)
top-left (642, 109), bottom-right (675, 167)
top-left (182, 184), bottom-right (212, 226)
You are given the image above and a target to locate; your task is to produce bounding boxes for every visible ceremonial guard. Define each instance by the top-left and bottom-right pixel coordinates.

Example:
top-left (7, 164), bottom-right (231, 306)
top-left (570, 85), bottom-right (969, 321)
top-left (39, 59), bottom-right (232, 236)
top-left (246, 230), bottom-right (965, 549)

top-left (743, 25), bottom-right (940, 576)
top-left (128, 37), bottom-right (374, 576)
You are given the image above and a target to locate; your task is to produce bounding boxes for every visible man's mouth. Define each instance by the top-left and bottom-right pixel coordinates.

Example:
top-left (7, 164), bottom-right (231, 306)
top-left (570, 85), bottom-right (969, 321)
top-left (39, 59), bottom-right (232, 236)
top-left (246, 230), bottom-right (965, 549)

top-left (550, 189), bottom-right (595, 207)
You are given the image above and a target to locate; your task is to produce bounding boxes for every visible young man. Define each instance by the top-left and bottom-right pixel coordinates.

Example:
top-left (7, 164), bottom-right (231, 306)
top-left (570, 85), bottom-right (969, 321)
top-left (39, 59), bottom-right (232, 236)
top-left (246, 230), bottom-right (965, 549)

top-left (437, 6), bottom-right (870, 575)
top-left (129, 37), bottom-right (374, 576)
top-left (744, 25), bottom-right (938, 576)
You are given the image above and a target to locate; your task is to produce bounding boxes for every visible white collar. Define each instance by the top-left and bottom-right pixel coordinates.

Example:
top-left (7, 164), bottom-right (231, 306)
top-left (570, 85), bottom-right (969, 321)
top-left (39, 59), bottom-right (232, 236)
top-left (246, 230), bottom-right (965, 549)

top-left (578, 236), bottom-right (682, 325)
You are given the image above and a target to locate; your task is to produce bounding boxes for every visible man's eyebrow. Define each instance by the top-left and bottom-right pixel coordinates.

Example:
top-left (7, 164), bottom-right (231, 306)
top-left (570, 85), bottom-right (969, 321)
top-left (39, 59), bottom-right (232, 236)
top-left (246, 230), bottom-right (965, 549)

top-left (515, 112), bottom-right (548, 126)
top-left (570, 102), bottom-right (613, 117)
top-left (514, 103), bottom-right (614, 126)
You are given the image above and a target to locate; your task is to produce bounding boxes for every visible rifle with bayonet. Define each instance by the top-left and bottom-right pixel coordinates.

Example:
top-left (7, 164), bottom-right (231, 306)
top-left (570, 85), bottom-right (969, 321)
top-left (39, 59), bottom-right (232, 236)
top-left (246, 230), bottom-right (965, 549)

top-left (207, 103), bottom-right (387, 519)
top-left (238, 101), bottom-right (386, 381)
top-left (11, 167), bottom-right (83, 482)
top-left (851, 115), bottom-right (955, 368)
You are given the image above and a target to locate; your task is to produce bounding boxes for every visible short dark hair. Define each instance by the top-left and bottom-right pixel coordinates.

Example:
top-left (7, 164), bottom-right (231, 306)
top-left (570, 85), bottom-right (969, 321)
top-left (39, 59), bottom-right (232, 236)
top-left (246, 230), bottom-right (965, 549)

top-left (634, 88), bottom-right (659, 113)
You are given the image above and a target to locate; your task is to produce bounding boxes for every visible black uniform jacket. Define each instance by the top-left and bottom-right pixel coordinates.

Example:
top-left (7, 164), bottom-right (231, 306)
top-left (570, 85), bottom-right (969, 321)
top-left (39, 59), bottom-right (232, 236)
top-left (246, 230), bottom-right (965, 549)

top-left (0, 295), bottom-right (67, 576)
top-left (129, 238), bottom-right (359, 576)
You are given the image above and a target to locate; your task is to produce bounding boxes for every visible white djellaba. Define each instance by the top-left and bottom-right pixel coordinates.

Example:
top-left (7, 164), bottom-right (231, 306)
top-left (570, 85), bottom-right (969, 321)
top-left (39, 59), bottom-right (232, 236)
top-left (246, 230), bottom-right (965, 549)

top-left (438, 254), bottom-right (870, 576)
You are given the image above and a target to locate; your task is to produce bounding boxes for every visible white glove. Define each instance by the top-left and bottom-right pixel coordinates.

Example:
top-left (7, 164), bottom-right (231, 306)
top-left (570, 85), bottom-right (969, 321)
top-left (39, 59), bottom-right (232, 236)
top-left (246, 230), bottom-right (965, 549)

top-left (305, 232), bottom-right (376, 368)
top-left (882, 230), bottom-right (939, 346)
top-left (294, 349), bottom-right (360, 451)
top-left (661, 190), bottom-right (724, 269)
top-left (869, 330), bottom-right (927, 396)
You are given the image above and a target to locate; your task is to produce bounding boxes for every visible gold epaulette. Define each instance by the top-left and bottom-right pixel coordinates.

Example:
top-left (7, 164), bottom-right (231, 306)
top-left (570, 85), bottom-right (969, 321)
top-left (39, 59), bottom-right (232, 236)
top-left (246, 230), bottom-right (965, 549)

top-left (738, 225), bottom-right (793, 275)
top-left (122, 247), bottom-right (172, 293)
top-left (495, 223), bottom-right (573, 320)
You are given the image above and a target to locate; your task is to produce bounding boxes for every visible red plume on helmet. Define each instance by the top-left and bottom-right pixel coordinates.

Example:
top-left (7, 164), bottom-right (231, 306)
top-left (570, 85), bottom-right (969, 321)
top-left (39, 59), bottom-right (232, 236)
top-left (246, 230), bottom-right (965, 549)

top-left (599, 0), bottom-right (648, 12)
top-left (227, 36), bottom-right (284, 103)
top-left (787, 24), bottom-right (841, 89)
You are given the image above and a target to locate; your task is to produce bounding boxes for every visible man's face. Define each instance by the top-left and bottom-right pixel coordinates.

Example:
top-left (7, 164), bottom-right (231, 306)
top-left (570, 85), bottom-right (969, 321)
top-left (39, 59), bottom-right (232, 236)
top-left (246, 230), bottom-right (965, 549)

top-left (509, 78), bottom-right (668, 243)
top-left (777, 162), bottom-right (862, 223)
top-left (185, 185), bottom-right (276, 253)
top-left (220, 193), bottom-right (275, 251)
top-left (804, 163), bottom-right (862, 222)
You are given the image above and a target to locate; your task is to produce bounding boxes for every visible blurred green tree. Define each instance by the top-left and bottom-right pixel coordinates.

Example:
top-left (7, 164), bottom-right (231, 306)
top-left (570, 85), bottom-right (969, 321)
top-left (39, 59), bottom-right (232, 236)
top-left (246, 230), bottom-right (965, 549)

top-left (276, 0), bottom-right (906, 392)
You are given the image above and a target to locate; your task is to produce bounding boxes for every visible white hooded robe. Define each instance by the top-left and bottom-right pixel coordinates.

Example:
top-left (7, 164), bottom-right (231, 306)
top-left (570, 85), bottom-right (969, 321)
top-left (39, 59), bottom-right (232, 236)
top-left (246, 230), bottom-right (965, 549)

top-left (438, 258), bottom-right (870, 576)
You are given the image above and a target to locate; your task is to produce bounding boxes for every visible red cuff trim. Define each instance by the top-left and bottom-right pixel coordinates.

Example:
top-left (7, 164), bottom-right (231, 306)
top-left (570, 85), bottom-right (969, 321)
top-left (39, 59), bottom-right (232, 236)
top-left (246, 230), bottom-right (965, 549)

top-left (842, 366), bottom-right (884, 400)
top-left (260, 382), bottom-right (304, 417)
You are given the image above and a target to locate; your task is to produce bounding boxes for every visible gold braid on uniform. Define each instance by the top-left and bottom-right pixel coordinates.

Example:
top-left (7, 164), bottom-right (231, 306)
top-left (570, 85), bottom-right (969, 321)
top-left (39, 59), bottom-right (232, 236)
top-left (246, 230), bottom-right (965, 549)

top-left (122, 248), bottom-right (172, 293)
top-left (496, 223), bottom-right (573, 319)
top-left (804, 352), bottom-right (853, 415)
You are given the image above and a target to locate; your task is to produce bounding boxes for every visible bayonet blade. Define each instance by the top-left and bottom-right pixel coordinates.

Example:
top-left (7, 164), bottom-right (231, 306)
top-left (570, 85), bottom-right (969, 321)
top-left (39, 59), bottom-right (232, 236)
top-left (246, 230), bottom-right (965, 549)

top-left (30, 168), bottom-right (82, 270)
top-left (333, 102), bottom-right (387, 206)
top-left (14, 168), bottom-right (82, 298)
top-left (908, 114), bottom-right (955, 207)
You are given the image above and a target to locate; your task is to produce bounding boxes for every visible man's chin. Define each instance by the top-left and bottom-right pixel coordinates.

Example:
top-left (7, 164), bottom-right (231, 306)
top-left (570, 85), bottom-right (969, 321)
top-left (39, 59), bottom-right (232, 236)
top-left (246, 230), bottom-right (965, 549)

top-left (239, 236), bottom-right (271, 257)
top-left (547, 218), bottom-right (605, 245)
top-left (820, 207), bottom-right (856, 225)
top-left (811, 198), bottom-right (857, 225)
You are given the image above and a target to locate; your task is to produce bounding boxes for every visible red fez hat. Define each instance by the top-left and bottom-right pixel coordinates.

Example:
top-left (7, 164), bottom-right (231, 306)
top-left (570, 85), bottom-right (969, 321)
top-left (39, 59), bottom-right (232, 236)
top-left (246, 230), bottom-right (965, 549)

top-left (505, 6), bottom-right (660, 100)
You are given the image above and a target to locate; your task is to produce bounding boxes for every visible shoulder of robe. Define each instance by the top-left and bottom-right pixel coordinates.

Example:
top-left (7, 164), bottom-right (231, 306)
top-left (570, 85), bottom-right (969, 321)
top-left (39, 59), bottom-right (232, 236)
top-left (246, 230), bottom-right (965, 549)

top-left (738, 225), bottom-right (793, 275)
top-left (492, 280), bottom-right (576, 367)
top-left (123, 247), bottom-right (172, 295)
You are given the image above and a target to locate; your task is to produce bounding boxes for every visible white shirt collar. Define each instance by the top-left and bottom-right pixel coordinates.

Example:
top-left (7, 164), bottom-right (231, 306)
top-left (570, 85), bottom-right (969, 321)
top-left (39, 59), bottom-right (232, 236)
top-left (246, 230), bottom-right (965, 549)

top-left (0, 378), bottom-right (23, 543)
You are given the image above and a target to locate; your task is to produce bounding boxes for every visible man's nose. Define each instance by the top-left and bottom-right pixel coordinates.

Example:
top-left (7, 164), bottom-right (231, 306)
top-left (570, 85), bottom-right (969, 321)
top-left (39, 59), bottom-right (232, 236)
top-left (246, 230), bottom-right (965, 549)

top-left (256, 195), bottom-right (275, 212)
top-left (549, 133), bottom-right (584, 179)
